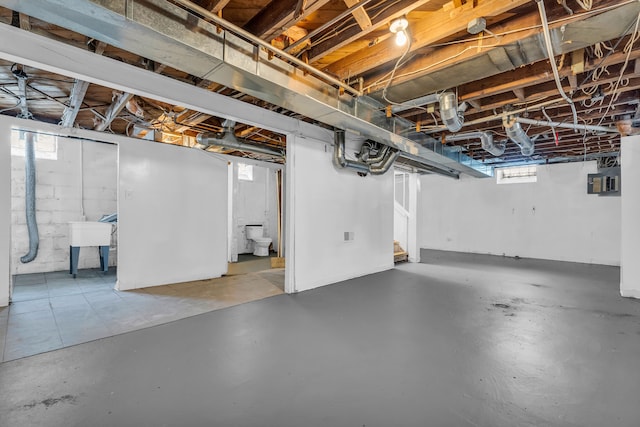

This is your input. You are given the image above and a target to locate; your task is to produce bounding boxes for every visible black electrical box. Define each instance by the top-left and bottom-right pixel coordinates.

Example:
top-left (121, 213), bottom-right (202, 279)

top-left (587, 167), bottom-right (621, 196)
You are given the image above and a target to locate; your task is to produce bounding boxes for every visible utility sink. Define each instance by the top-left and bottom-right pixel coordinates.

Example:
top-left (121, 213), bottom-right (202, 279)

top-left (69, 221), bottom-right (112, 246)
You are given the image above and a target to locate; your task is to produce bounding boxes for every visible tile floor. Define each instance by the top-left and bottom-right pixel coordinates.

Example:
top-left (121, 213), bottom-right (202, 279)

top-left (0, 260), bottom-right (284, 362)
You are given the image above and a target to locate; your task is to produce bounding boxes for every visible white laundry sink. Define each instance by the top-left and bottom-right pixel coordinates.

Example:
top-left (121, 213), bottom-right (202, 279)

top-left (68, 221), bottom-right (112, 247)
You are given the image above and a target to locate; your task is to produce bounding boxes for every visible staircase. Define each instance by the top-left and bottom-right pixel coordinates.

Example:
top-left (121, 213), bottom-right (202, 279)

top-left (394, 241), bottom-right (408, 263)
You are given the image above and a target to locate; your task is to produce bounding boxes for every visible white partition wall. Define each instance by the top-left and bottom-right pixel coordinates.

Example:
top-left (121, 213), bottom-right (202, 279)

top-left (419, 161), bottom-right (621, 266)
top-left (117, 139), bottom-right (228, 290)
top-left (621, 135), bottom-right (640, 298)
top-left (285, 133), bottom-right (394, 293)
top-left (0, 117), bottom-right (11, 306)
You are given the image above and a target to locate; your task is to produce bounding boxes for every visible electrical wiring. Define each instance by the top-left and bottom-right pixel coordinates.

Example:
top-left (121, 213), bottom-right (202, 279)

top-left (382, 29), bottom-right (413, 105)
top-left (364, 0), bottom-right (638, 93)
top-left (596, 10), bottom-right (640, 127)
top-left (0, 100), bottom-right (21, 113)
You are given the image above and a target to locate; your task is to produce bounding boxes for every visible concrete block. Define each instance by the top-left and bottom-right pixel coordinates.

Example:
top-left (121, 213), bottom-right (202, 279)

top-left (11, 196), bottom-right (25, 211)
top-left (35, 184), bottom-right (55, 199)
top-left (54, 185), bottom-right (81, 200)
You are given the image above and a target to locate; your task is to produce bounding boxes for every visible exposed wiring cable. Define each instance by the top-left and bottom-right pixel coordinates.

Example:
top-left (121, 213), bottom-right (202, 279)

top-left (382, 30), bottom-right (413, 105)
top-left (596, 10), bottom-right (640, 127)
top-left (536, 0), bottom-right (578, 131)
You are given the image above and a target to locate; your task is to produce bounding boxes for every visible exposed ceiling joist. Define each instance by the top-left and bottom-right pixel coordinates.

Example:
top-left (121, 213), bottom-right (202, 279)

top-left (308, 0), bottom-right (433, 64)
top-left (244, 0), bottom-right (331, 41)
top-left (94, 91), bottom-right (133, 131)
top-left (60, 41), bottom-right (106, 127)
top-left (343, 0), bottom-right (371, 31)
top-left (325, 0), bottom-right (531, 80)
top-left (198, 0), bottom-right (231, 14)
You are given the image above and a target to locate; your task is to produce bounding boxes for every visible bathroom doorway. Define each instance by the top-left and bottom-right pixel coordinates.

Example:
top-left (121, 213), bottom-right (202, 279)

top-left (226, 160), bottom-right (285, 291)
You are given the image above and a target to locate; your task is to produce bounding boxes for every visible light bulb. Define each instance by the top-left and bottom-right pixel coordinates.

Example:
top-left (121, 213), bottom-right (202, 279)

top-left (395, 30), bottom-right (407, 46)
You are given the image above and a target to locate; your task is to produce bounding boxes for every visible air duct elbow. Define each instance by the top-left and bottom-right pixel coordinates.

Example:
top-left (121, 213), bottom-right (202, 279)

top-left (504, 116), bottom-right (534, 156)
top-left (370, 149), bottom-right (400, 175)
top-left (334, 130), bottom-right (398, 175)
top-left (479, 133), bottom-right (506, 157)
top-left (439, 92), bottom-right (464, 133)
top-left (195, 124), bottom-right (283, 158)
top-left (444, 131), bottom-right (504, 157)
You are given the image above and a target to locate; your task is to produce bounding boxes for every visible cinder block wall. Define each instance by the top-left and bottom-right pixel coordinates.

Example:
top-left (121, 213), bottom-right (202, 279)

top-left (11, 134), bottom-right (117, 275)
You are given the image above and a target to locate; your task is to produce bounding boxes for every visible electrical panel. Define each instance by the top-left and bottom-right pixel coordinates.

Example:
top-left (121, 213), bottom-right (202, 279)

top-left (587, 167), bottom-right (621, 196)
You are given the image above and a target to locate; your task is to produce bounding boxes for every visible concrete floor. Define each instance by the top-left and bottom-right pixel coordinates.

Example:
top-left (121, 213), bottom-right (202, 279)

top-left (1, 258), bottom-right (283, 362)
top-left (1, 251), bottom-right (639, 426)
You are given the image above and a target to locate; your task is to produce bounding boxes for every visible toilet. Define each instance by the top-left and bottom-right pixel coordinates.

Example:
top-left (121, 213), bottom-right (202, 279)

top-left (245, 225), bottom-right (272, 256)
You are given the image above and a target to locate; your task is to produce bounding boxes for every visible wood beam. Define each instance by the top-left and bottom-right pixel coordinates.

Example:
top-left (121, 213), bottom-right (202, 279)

top-left (60, 42), bottom-right (106, 127)
top-left (18, 13), bottom-right (31, 30)
top-left (308, 0), bottom-right (433, 64)
top-left (459, 49), bottom-right (640, 103)
top-left (244, 0), bottom-right (331, 41)
top-left (200, 0), bottom-right (231, 14)
top-left (325, 0), bottom-right (531, 80)
top-left (94, 92), bottom-right (133, 131)
top-left (344, 0), bottom-right (372, 31)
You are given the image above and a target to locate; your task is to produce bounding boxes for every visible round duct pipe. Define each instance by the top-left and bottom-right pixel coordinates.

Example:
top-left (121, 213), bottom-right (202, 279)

top-left (439, 92), bottom-right (463, 132)
top-left (445, 131), bottom-right (505, 157)
top-left (503, 116), bottom-right (534, 156)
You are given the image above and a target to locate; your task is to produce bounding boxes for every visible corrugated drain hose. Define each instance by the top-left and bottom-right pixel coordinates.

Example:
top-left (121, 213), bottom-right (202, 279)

top-left (20, 131), bottom-right (39, 263)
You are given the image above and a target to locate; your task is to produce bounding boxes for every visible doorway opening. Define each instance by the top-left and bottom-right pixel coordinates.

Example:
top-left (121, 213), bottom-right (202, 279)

top-left (226, 160), bottom-right (285, 291)
top-left (10, 130), bottom-right (118, 304)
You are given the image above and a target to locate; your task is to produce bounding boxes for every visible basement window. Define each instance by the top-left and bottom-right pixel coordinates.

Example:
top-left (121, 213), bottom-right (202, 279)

top-left (496, 165), bottom-right (537, 184)
top-left (238, 163), bottom-right (253, 181)
top-left (11, 130), bottom-right (58, 160)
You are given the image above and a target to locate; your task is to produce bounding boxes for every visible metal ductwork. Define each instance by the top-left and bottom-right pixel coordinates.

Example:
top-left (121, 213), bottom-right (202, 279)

top-left (503, 116), bottom-right (534, 156)
top-left (445, 131), bottom-right (505, 157)
top-left (2, 0), bottom-right (492, 178)
top-left (334, 130), bottom-right (399, 176)
top-left (391, 91), bottom-right (464, 133)
top-left (195, 120), bottom-right (283, 158)
top-left (439, 92), bottom-right (463, 133)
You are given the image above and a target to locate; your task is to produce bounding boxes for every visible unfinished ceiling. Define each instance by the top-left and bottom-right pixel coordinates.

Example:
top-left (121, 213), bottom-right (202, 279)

top-left (0, 0), bottom-right (638, 172)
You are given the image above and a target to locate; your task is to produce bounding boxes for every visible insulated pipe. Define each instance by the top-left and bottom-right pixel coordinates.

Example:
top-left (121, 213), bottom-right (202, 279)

top-left (504, 116), bottom-right (535, 156)
top-left (535, 0), bottom-right (578, 131)
top-left (196, 121), bottom-right (283, 158)
top-left (445, 131), bottom-right (506, 156)
top-left (20, 132), bottom-right (39, 263)
top-left (439, 92), bottom-right (463, 132)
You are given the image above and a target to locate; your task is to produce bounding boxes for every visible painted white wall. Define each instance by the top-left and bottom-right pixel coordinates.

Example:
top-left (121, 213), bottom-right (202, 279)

top-left (0, 118), bottom-right (11, 306)
top-left (419, 161), bottom-right (620, 266)
top-left (117, 138), bottom-right (228, 290)
top-left (286, 133), bottom-right (395, 293)
top-left (621, 135), bottom-right (640, 298)
top-left (10, 135), bottom-right (117, 275)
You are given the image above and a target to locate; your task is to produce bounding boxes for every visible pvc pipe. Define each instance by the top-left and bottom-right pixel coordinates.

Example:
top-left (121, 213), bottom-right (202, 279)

top-left (515, 117), bottom-right (617, 133)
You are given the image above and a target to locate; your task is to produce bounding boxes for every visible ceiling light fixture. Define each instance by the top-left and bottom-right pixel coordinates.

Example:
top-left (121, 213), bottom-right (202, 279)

top-left (389, 17), bottom-right (409, 46)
